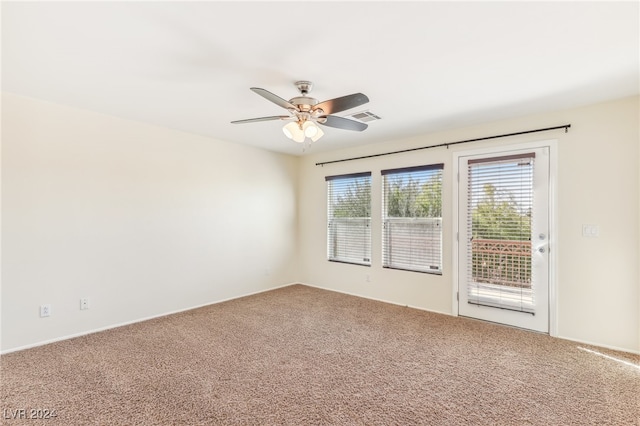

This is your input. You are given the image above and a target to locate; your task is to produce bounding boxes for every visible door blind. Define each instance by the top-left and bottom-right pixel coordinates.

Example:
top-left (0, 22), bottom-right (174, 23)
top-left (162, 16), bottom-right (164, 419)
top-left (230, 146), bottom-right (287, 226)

top-left (326, 172), bottom-right (372, 266)
top-left (466, 153), bottom-right (535, 313)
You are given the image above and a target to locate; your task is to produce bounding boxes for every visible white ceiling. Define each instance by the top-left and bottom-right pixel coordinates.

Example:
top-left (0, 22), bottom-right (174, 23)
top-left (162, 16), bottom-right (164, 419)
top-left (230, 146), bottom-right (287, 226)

top-left (2, 1), bottom-right (639, 156)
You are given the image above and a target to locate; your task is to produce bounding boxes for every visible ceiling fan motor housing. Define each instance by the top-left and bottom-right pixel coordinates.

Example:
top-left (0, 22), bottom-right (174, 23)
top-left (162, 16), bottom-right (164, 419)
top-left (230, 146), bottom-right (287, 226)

top-left (289, 96), bottom-right (319, 112)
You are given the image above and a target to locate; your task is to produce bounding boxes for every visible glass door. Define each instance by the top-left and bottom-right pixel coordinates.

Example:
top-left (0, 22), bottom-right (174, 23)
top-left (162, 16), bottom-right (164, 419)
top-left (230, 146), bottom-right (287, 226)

top-left (458, 147), bottom-right (550, 332)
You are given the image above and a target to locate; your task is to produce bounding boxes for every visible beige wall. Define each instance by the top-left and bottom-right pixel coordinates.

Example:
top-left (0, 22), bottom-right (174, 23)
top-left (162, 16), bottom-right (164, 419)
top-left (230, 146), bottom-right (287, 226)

top-left (1, 93), bottom-right (299, 352)
top-left (299, 96), bottom-right (639, 353)
top-left (2, 93), bottom-right (638, 354)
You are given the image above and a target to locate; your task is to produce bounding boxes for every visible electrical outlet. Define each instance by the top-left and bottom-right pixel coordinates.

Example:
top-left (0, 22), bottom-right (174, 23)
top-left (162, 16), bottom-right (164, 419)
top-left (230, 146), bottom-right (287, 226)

top-left (40, 304), bottom-right (52, 317)
top-left (366, 274), bottom-right (371, 282)
top-left (80, 298), bottom-right (90, 310)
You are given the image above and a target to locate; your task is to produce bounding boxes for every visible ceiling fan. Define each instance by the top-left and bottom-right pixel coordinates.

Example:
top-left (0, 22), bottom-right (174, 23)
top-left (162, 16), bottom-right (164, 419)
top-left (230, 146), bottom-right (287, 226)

top-left (231, 81), bottom-right (369, 143)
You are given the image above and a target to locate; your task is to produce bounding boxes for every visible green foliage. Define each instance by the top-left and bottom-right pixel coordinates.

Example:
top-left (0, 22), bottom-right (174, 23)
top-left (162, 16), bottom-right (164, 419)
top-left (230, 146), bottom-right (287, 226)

top-left (331, 179), bottom-right (371, 218)
top-left (331, 177), bottom-right (531, 242)
top-left (471, 183), bottom-right (531, 241)
top-left (386, 175), bottom-right (442, 218)
top-left (470, 183), bottom-right (533, 287)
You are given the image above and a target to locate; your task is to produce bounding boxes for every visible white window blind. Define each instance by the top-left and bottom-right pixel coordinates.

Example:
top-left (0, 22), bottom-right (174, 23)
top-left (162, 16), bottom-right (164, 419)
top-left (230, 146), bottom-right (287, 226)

top-left (382, 164), bottom-right (443, 273)
top-left (326, 172), bottom-right (372, 266)
top-left (467, 153), bottom-right (535, 313)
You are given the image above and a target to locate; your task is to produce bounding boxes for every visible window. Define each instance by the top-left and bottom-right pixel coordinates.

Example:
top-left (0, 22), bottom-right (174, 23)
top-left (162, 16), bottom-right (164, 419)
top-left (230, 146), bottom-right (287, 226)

top-left (466, 153), bottom-right (535, 312)
top-left (382, 164), bottom-right (444, 273)
top-left (326, 172), bottom-right (372, 266)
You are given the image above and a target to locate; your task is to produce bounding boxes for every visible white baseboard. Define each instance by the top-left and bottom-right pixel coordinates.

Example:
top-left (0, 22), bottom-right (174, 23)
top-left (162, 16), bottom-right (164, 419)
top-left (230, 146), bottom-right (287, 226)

top-left (1, 282), bottom-right (299, 355)
top-left (297, 282), bottom-right (454, 317)
top-left (555, 335), bottom-right (640, 355)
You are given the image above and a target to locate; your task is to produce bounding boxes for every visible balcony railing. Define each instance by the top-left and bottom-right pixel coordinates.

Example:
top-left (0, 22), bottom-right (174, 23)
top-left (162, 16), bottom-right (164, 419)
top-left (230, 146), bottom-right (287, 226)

top-left (471, 238), bottom-right (531, 289)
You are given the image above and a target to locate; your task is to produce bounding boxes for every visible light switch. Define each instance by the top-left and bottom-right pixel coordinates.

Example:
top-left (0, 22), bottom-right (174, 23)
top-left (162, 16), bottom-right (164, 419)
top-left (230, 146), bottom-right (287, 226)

top-left (582, 224), bottom-right (600, 238)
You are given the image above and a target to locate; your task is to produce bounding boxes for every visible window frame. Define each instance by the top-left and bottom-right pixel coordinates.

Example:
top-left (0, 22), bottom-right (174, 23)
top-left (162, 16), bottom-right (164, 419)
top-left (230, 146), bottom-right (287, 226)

top-left (326, 172), bottom-right (372, 267)
top-left (381, 164), bottom-right (444, 274)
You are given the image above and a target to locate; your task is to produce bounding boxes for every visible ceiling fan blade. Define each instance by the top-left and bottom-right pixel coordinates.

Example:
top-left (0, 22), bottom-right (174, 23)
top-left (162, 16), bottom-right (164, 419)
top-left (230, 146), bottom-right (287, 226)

top-left (313, 93), bottom-right (369, 115)
top-left (318, 115), bottom-right (368, 131)
top-left (231, 115), bottom-right (290, 124)
top-left (250, 87), bottom-right (297, 110)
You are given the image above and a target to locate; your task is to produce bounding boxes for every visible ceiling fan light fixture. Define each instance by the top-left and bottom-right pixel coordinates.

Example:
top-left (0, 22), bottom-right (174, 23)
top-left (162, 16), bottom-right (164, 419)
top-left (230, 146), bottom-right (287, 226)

top-left (283, 121), bottom-right (305, 143)
top-left (283, 121), bottom-right (297, 139)
top-left (303, 121), bottom-right (318, 138)
top-left (304, 121), bottom-right (324, 142)
top-left (292, 130), bottom-right (305, 143)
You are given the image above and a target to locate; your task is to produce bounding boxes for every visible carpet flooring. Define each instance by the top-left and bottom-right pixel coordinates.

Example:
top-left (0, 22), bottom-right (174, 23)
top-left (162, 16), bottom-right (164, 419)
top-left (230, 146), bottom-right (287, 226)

top-left (1, 284), bottom-right (639, 425)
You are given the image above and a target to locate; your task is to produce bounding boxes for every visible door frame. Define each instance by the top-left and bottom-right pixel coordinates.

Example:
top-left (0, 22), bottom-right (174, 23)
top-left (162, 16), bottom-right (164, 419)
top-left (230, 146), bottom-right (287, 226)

top-left (451, 139), bottom-right (558, 336)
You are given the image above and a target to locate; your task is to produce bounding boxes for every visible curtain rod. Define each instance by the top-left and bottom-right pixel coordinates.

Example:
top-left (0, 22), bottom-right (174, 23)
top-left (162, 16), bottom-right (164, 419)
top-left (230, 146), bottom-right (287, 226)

top-left (315, 124), bottom-right (571, 166)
